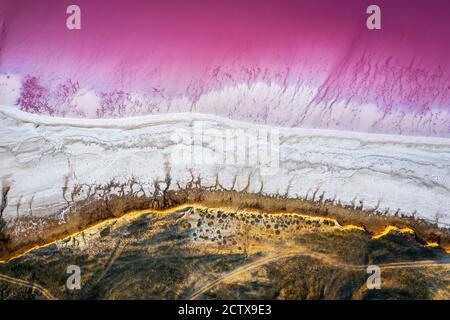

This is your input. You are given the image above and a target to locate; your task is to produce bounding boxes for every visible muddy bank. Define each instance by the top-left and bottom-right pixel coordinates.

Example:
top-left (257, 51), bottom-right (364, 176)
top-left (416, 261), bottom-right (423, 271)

top-left (1, 183), bottom-right (449, 262)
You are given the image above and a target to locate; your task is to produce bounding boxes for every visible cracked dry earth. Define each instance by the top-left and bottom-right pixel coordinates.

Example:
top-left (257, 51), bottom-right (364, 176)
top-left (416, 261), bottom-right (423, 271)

top-left (1, 207), bottom-right (450, 300)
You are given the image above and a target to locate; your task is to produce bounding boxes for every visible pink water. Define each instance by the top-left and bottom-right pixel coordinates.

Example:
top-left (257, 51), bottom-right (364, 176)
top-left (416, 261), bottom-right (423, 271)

top-left (0, 0), bottom-right (449, 136)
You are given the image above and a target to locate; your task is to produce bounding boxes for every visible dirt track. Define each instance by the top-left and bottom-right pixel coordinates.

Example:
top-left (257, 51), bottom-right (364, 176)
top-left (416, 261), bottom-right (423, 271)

top-left (188, 247), bottom-right (450, 300)
top-left (0, 273), bottom-right (57, 300)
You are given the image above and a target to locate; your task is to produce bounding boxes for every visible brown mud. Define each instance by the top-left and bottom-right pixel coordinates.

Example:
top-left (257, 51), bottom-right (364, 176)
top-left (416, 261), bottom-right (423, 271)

top-left (1, 181), bottom-right (449, 262)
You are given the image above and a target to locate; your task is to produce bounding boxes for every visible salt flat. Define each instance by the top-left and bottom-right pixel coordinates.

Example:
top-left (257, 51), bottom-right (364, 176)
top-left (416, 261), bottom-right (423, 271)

top-left (1, 105), bottom-right (449, 226)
